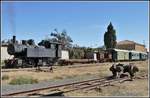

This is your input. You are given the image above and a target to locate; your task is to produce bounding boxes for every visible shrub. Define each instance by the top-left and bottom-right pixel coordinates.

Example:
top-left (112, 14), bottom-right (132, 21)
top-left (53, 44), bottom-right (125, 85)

top-left (85, 73), bottom-right (92, 75)
top-left (53, 76), bottom-right (63, 80)
top-left (2, 75), bottom-right (9, 80)
top-left (65, 75), bottom-right (78, 79)
top-left (9, 76), bottom-right (38, 85)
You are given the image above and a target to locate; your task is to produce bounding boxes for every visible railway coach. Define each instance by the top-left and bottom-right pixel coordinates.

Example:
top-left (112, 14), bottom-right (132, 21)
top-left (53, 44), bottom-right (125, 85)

top-left (106, 49), bottom-right (130, 62)
top-left (104, 49), bottom-right (147, 62)
top-left (129, 51), bottom-right (140, 61)
top-left (139, 52), bottom-right (148, 60)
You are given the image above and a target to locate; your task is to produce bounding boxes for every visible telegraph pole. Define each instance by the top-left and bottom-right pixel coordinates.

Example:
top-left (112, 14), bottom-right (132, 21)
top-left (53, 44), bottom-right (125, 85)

top-left (8, 2), bottom-right (16, 36)
top-left (143, 40), bottom-right (146, 47)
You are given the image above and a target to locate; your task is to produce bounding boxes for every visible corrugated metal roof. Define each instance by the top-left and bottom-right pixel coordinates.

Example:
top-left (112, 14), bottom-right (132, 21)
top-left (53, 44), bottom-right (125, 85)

top-left (110, 49), bottom-right (147, 54)
top-left (113, 49), bottom-right (130, 52)
top-left (129, 50), bottom-right (140, 53)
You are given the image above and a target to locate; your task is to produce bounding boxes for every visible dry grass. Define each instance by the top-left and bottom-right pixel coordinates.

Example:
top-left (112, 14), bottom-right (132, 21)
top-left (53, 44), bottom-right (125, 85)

top-left (100, 79), bottom-right (148, 96)
top-left (1, 60), bottom-right (148, 96)
top-left (1, 63), bottom-right (110, 84)
top-left (64, 78), bottom-right (148, 96)
top-left (2, 75), bottom-right (9, 80)
top-left (64, 60), bottom-right (149, 97)
top-left (9, 76), bottom-right (38, 85)
top-left (1, 61), bottom-right (148, 85)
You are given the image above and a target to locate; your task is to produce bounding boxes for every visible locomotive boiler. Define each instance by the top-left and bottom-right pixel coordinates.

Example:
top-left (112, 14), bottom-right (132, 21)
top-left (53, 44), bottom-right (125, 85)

top-left (5, 36), bottom-right (62, 68)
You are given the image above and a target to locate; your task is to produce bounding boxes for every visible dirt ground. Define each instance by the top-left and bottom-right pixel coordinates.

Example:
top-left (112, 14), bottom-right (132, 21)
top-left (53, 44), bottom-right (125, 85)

top-left (64, 60), bottom-right (149, 97)
top-left (64, 78), bottom-right (148, 96)
top-left (1, 61), bottom-right (148, 83)
top-left (1, 63), bottom-right (111, 84)
top-left (1, 60), bottom-right (149, 96)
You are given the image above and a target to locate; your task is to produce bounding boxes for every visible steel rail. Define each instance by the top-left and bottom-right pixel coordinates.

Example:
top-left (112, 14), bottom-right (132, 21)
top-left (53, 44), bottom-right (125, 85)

top-left (2, 74), bottom-right (147, 97)
top-left (63, 77), bottom-right (128, 93)
top-left (1, 63), bottom-right (98, 72)
top-left (2, 77), bottom-right (106, 96)
top-left (2, 76), bottom-right (128, 97)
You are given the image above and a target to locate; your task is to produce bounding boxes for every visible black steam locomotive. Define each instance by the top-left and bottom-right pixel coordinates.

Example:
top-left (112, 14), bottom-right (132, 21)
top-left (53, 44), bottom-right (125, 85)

top-left (4, 36), bottom-right (61, 68)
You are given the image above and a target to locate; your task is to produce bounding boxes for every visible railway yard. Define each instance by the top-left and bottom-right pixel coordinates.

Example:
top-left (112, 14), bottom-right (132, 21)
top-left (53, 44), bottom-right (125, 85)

top-left (1, 28), bottom-right (148, 97)
top-left (1, 60), bottom-right (149, 97)
top-left (1, 1), bottom-right (149, 97)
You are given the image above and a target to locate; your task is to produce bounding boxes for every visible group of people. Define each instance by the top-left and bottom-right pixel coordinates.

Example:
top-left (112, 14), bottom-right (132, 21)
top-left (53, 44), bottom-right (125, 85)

top-left (109, 62), bottom-right (139, 80)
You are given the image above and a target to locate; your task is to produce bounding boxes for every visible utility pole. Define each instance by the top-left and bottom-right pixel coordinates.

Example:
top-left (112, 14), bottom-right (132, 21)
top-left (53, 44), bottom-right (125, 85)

top-left (143, 40), bottom-right (146, 47)
top-left (8, 2), bottom-right (16, 36)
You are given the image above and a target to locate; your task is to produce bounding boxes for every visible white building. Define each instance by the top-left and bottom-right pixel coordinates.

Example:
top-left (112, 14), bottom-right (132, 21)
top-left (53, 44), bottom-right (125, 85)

top-left (61, 50), bottom-right (69, 60)
top-left (1, 45), bottom-right (14, 61)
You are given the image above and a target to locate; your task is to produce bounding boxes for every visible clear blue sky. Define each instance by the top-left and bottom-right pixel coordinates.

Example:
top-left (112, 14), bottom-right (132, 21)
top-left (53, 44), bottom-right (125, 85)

top-left (1, 1), bottom-right (149, 49)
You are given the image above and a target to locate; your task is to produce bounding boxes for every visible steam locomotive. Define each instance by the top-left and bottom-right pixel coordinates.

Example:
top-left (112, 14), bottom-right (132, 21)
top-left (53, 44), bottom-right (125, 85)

top-left (4, 36), bottom-right (62, 68)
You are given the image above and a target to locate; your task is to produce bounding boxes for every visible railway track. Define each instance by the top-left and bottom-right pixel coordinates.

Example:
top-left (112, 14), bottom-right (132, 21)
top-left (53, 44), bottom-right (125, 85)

top-left (1, 61), bottom-right (147, 72)
top-left (2, 75), bottom-right (144, 97)
top-left (1, 61), bottom-right (138, 72)
top-left (1, 67), bottom-right (51, 72)
top-left (1, 63), bottom-right (102, 72)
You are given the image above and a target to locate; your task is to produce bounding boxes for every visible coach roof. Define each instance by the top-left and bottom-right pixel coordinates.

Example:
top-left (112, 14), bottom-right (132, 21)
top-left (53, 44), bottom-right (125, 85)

top-left (113, 49), bottom-right (130, 52)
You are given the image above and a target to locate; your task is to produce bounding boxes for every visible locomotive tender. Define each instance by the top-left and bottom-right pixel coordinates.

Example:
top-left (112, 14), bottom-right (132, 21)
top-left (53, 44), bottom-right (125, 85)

top-left (5, 36), bottom-right (61, 68)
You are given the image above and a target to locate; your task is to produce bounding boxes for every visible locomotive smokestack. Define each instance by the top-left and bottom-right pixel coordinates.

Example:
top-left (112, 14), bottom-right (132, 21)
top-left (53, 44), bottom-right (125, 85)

top-left (12, 35), bottom-right (16, 43)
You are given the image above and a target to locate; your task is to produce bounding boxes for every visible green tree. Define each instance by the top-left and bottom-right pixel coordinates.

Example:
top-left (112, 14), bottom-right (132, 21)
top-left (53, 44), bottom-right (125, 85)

top-left (51, 29), bottom-right (73, 49)
top-left (38, 40), bottom-right (52, 48)
top-left (38, 29), bottom-right (73, 49)
top-left (27, 39), bottom-right (35, 45)
top-left (69, 47), bottom-right (85, 59)
top-left (104, 22), bottom-right (117, 49)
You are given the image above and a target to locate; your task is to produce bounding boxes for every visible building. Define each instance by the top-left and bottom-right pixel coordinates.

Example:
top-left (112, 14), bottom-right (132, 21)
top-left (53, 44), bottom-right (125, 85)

top-left (61, 50), bottom-right (69, 60)
top-left (116, 40), bottom-right (147, 52)
top-left (1, 44), bottom-right (14, 62)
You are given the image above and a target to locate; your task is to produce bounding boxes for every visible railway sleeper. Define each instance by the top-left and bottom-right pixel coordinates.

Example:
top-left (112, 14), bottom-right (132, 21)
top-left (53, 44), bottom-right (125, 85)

top-left (27, 91), bottom-right (64, 97)
top-left (40, 91), bottom-right (64, 96)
